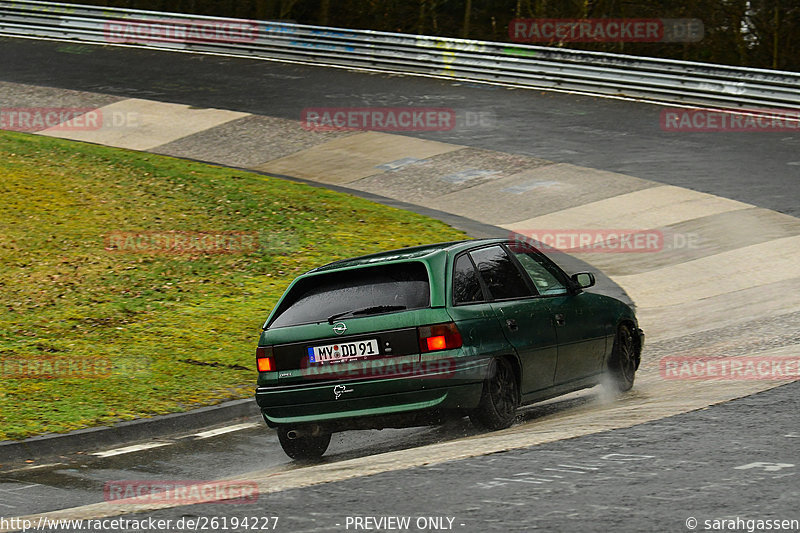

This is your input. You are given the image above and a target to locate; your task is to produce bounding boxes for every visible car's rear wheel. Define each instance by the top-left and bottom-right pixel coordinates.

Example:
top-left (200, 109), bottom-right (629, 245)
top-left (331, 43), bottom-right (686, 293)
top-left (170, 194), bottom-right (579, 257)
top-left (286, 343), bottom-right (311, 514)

top-left (470, 357), bottom-right (519, 430)
top-left (276, 426), bottom-right (331, 460)
top-left (606, 324), bottom-right (637, 392)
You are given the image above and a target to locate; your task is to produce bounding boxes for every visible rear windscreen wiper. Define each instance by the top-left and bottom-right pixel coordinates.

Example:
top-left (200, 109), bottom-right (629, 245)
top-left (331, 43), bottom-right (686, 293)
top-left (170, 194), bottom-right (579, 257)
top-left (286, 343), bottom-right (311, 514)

top-left (327, 305), bottom-right (407, 324)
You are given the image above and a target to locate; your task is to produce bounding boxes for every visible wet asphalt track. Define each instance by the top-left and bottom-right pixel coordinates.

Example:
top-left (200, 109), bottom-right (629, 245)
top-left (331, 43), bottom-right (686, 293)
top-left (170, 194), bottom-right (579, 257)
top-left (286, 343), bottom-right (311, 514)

top-left (53, 381), bottom-right (800, 532)
top-left (0, 36), bottom-right (798, 532)
top-left (1, 37), bottom-right (798, 217)
top-left (2, 382), bottom-right (797, 531)
top-left (1, 389), bottom-right (602, 517)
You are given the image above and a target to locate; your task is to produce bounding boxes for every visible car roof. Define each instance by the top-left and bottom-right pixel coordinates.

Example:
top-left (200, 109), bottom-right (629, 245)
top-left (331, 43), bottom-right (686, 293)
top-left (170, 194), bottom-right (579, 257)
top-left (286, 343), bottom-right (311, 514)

top-left (309, 238), bottom-right (506, 274)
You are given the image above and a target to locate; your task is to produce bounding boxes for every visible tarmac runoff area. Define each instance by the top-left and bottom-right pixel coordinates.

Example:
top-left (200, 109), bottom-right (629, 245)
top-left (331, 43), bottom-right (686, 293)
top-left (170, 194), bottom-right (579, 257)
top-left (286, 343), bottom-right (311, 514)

top-left (0, 80), bottom-right (798, 526)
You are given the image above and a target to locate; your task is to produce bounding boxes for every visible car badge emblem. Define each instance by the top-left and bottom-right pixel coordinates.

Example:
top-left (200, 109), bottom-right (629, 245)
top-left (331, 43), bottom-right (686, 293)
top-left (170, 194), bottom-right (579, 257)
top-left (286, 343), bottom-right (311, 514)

top-left (332, 322), bottom-right (347, 335)
top-left (334, 384), bottom-right (353, 399)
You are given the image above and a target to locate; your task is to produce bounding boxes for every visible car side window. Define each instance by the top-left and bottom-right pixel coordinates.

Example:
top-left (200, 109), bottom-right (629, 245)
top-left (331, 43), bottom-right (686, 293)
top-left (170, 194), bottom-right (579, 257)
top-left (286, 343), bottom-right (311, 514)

top-left (512, 250), bottom-right (569, 296)
top-left (453, 253), bottom-right (485, 304)
top-left (469, 246), bottom-right (532, 300)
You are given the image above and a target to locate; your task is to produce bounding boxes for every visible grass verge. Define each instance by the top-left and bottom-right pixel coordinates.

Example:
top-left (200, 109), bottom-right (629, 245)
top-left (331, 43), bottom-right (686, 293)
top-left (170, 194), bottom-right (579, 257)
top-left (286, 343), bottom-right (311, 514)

top-left (0, 131), bottom-right (468, 441)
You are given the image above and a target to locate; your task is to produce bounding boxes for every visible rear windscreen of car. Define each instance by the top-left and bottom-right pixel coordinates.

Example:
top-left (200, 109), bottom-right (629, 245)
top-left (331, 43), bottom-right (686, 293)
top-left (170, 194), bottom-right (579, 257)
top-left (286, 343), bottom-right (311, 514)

top-left (267, 262), bottom-right (431, 328)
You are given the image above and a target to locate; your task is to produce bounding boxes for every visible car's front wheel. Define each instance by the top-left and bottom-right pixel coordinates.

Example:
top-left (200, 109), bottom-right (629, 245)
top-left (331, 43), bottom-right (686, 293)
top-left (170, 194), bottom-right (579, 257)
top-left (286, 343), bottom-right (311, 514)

top-left (470, 357), bottom-right (519, 430)
top-left (606, 324), bottom-right (637, 392)
top-left (276, 426), bottom-right (331, 460)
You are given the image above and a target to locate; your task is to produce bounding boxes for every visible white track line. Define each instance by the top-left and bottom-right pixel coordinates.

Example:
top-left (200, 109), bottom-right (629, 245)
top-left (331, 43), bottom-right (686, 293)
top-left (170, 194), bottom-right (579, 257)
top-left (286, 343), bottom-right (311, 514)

top-left (192, 422), bottom-right (260, 440)
top-left (91, 442), bottom-right (170, 458)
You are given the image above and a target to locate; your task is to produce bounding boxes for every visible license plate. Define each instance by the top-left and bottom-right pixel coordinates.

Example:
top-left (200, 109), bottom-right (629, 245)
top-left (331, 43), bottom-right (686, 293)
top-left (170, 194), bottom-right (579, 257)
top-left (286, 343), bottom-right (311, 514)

top-left (307, 339), bottom-right (380, 364)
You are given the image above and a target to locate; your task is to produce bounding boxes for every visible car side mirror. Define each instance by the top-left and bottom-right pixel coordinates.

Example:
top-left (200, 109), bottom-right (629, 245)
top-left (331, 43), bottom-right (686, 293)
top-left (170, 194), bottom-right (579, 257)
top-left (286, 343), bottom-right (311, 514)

top-left (571, 272), bottom-right (595, 290)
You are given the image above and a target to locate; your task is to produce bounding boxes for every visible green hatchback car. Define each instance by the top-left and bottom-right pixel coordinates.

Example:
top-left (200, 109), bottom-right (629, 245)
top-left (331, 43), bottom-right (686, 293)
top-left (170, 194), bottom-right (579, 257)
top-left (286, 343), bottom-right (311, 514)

top-left (255, 238), bottom-right (643, 459)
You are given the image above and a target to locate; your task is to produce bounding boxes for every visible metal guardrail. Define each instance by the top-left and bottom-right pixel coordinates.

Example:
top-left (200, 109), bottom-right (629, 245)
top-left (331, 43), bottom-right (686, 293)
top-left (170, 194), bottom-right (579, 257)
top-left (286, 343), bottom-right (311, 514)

top-left (1, 0), bottom-right (799, 108)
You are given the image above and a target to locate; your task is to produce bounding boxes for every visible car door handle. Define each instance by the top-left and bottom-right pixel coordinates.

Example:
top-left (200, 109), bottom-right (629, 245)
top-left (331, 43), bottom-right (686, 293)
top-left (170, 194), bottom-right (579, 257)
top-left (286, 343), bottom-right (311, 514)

top-left (554, 313), bottom-right (565, 326)
top-left (506, 319), bottom-right (518, 332)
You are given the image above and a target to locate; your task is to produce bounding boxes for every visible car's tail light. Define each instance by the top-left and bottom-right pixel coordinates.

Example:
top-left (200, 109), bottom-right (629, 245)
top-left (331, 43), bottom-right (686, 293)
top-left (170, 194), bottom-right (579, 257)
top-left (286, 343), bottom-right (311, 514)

top-left (418, 322), bottom-right (462, 353)
top-left (256, 346), bottom-right (275, 372)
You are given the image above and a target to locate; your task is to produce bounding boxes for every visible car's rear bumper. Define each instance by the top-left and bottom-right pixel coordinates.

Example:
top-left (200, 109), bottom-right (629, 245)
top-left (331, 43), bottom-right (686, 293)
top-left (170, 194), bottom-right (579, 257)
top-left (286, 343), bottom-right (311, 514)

top-left (255, 356), bottom-right (489, 428)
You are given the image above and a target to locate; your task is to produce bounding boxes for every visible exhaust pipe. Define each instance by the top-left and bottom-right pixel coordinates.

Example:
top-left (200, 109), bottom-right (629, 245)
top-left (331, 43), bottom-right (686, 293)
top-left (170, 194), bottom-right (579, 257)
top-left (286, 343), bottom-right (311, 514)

top-left (285, 424), bottom-right (324, 439)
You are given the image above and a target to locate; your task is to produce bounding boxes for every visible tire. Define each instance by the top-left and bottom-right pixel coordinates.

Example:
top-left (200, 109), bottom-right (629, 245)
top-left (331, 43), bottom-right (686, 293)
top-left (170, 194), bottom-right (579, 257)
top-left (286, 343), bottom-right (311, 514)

top-left (277, 427), bottom-right (331, 460)
top-left (606, 324), bottom-right (637, 392)
top-left (470, 357), bottom-right (519, 430)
